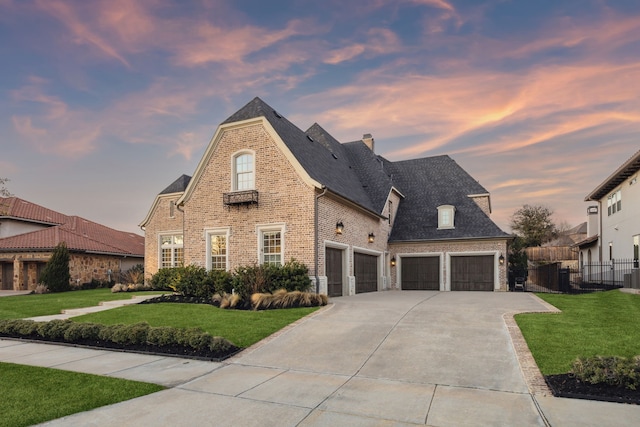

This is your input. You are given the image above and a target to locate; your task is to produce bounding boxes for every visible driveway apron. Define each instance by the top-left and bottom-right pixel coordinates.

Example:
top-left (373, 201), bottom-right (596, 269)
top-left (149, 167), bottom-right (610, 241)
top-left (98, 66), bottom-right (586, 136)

top-left (39, 291), bottom-right (563, 427)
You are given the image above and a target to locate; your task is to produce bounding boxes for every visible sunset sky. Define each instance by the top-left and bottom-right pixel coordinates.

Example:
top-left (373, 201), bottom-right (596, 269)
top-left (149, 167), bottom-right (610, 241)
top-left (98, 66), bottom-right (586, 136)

top-left (2, 0), bottom-right (639, 235)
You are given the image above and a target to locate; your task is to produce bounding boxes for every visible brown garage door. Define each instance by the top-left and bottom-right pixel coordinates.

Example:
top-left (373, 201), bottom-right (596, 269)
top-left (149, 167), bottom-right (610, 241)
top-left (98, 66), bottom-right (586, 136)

top-left (354, 252), bottom-right (377, 294)
top-left (401, 257), bottom-right (440, 290)
top-left (451, 255), bottom-right (494, 291)
top-left (326, 247), bottom-right (343, 297)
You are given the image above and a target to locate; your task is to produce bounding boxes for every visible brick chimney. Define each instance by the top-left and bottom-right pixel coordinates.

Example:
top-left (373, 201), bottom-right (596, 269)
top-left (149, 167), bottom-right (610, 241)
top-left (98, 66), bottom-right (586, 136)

top-left (362, 133), bottom-right (374, 152)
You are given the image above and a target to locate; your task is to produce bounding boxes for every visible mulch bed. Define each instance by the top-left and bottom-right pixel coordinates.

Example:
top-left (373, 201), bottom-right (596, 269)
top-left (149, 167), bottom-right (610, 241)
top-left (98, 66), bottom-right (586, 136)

top-left (546, 374), bottom-right (640, 405)
top-left (1, 333), bottom-right (240, 361)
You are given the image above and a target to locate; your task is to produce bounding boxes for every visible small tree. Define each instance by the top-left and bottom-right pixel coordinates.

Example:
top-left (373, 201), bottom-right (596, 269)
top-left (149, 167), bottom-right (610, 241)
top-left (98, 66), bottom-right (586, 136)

top-left (40, 242), bottom-right (71, 292)
top-left (0, 177), bottom-right (11, 197)
top-left (510, 204), bottom-right (556, 247)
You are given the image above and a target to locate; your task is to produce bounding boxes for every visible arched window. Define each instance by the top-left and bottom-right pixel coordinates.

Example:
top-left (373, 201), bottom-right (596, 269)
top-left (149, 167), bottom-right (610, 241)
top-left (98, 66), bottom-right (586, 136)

top-left (233, 152), bottom-right (254, 191)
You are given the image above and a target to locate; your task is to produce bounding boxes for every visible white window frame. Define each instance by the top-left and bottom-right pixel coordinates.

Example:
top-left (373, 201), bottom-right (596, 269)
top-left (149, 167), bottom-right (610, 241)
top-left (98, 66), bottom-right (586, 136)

top-left (205, 228), bottom-right (230, 271)
top-left (607, 189), bottom-right (621, 216)
top-left (437, 205), bottom-right (456, 229)
top-left (159, 232), bottom-right (184, 268)
top-left (257, 223), bottom-right (285, 266)
top-left (231, 149), bottom-right (255, 191)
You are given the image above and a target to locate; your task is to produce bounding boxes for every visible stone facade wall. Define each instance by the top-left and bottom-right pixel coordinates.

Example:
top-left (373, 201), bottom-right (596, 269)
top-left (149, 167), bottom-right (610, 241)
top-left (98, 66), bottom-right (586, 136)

top-left (143, 194), bottom-right (185, 279)
top-left (389, 239), bottom-right (509, 291)
top-left (0, 252), bottom-right (142, 290)
top-left (182, 122), bottom-right (316, 273)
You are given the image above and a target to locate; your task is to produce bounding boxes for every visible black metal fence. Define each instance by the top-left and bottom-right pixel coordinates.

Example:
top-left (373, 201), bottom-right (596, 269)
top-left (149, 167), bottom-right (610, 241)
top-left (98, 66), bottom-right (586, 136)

top-left (510, 259), bottom-right (640, 294)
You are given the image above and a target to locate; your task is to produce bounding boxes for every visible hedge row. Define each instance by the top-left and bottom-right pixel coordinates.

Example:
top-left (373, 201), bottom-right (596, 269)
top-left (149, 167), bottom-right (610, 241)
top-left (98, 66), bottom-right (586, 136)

top-left (149, 260), bottom-right (312, 300)
top-left (0, 319), bottom-right (237, 357)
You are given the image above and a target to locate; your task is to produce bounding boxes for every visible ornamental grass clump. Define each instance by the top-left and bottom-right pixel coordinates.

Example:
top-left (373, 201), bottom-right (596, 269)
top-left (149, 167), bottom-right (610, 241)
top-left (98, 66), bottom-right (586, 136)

top-left (571, 356), bottom-right (640, 390)
top-left (250, 289), bottom-right (328, 310)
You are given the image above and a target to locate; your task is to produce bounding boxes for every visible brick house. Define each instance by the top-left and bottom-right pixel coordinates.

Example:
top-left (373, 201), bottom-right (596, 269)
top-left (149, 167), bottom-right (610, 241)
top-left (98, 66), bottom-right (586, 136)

top-left (0, 197), bottom-right (144, 290)
top-left (140, 98), bottom-right (510, 294)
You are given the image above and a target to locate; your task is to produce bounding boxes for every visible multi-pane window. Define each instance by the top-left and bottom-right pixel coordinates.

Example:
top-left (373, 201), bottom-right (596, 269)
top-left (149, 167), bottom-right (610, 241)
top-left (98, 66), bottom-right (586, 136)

top-left (262, 230), bottom-right (282, 266)
top-left (160, 234), bottom-right (183, 268)
top-left (437, 205), bottom-right (455, 229)
top-left (607, 189), bottom-right (622, 216)
top-left (210, 234), bottom-right (227, 271)
top-left (234, 153), bottom-right (254, 191)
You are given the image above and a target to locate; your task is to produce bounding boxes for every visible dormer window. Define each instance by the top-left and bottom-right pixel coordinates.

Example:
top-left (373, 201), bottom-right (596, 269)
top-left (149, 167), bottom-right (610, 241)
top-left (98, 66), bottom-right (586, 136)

top-left (437, 205), bottom-right (455, 229)
top-left (233, 151), bottom-right (255, 191)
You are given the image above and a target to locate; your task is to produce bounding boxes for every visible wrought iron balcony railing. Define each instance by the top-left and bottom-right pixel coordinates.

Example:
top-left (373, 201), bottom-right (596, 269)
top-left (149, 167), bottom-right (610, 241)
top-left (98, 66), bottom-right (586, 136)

top-left (223, 190), bottom-right (259, 207)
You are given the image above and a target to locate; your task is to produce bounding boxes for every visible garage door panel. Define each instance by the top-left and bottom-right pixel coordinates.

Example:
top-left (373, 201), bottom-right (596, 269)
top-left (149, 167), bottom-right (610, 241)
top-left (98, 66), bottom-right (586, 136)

top-left (402, 257), bottom-right (439, 290)
top-left (451, 256), bottom-right (494, 291)
top-left (326, 247), bottom-right (343, 297)
top-left (355, 253), bottom-right (377, 294)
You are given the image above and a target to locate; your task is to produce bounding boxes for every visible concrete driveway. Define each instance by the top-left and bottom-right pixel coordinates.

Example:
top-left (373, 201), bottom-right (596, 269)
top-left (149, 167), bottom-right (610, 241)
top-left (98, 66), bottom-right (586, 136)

top-left (34, 291), bottom-right (640, 426)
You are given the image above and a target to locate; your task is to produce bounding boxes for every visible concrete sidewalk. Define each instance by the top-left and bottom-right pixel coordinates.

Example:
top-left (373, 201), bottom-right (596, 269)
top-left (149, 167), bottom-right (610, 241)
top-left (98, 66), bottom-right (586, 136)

top-left (1, 291), bottom-right (639, 426)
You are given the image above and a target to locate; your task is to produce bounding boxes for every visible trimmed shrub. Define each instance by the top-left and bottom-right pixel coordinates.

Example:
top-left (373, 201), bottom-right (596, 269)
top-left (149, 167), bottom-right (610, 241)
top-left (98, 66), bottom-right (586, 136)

top-left (149, 268), bottom-right (180, 291)
top-left (39, 242), bottom-right (71, 292)
top-left (211, 269), bottom-right (233, 296)
top-left (572, 356), bottom-right (640, 390)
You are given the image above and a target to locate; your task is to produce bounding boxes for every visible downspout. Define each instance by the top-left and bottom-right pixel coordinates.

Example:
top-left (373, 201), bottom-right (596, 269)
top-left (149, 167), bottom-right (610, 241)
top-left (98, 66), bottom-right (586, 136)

top-left (177, 202), bottom-right (185, 265)
top-left (314, 186), bottom-right (328, 293)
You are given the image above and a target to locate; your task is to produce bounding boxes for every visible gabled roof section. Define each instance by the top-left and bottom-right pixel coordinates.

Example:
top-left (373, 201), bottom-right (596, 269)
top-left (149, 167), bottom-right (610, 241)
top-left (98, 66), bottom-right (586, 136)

top-left (0, 197), bottom-right (67, 225)
top-left (0, 199), bottom-right (144, 256)
top-left (220, 97), bottom-right (382, 214)
top-left (160, 174), bottom-right (191, 195)
top-left (342, 140), bottom-right (395, 213)
top-left (585, 149), bottom-right (640, 201)
top-left (387, 155), bottom-right (509, 242)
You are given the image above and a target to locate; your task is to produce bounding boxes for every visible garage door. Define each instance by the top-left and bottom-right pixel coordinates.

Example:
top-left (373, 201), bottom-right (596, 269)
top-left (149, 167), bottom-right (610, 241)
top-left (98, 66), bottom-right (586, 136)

top-left (401, 257), bottom-right (440, 290)
top-left (326, 247), bottom-right (343, 297)
top-left (354, 252), bottom-right (378, 294)
top-left (451, 255), bottom-right (494, 291)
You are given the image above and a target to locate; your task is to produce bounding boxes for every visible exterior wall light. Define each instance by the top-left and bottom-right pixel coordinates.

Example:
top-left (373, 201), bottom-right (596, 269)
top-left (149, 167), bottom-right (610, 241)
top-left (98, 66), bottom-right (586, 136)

top-left (499, 254), bottom-right (505, 265)
top-left (391, 256), bottom-right (396, 267)
top-left (336, 221), bottom-right (344, 235)
top-left (368, 233), bottom-right (375, 243)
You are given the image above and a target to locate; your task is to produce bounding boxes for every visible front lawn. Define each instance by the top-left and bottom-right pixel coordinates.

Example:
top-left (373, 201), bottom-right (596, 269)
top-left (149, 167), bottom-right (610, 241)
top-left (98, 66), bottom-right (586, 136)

top-left (0, 289), bottom-right (166, 320)
top-left (515, 290), bottom-right (640, 375)
top-left (0, 362), bottom-right (163, 427)
top-left (73, 303), bottom-right (319, 348)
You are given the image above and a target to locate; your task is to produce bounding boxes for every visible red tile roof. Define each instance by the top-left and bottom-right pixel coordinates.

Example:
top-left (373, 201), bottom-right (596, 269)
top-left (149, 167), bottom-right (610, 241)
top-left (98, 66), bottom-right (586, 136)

top-left (0, 197), bottom-right (143, 257)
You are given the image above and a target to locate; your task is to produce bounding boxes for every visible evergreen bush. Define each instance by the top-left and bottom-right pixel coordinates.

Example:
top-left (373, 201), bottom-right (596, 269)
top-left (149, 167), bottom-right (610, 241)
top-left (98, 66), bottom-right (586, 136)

top-left (39, 242), bottom-right (71, 292)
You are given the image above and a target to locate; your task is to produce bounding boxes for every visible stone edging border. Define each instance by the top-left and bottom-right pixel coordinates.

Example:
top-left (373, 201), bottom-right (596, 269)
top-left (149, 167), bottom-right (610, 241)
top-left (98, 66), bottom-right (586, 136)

top-left (504, 294), bottom-right (561, 397)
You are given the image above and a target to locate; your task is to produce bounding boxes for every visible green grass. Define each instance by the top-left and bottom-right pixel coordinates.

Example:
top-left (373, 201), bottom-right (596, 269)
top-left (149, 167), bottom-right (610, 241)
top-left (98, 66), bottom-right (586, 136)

top-left (515, 290), bottom-right (640, 375)
top-left (0, 362), bottom-right (164, 427)
top-left (74, 303), bottom-right (319, 348)
top-left (0, 288), bottom-right (166, 320)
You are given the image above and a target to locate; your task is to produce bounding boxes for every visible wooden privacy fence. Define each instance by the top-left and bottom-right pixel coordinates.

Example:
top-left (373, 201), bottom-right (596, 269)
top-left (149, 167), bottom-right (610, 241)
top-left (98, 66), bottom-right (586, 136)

top-left (525, 246), bottom-right (577, 262)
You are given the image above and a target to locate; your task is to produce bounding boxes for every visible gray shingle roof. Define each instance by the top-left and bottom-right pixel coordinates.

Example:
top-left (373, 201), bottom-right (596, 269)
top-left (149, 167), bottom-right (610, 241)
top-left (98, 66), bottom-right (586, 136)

top-left (386, 156), bottom-right (509, 241)
top-left (221, 97), bottom-right (508, 241)
top-left (160, 174), bottom-right (191, 195)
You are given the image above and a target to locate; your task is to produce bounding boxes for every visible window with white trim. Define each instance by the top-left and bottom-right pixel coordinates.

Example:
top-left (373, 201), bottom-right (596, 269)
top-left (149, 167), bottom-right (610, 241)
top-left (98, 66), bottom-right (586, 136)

top-left (437, 205), bottom-right (455, 229)
top-left (233, 152), bottom-right (254, 191)
top-left (207, 232), bottom-right (227, 271)
top-left (160, 234), bottom-right (183, 268)
top-left (258, 225), bottom-right (284, 266)
top-left (607, 189), bottom-right (621, 216)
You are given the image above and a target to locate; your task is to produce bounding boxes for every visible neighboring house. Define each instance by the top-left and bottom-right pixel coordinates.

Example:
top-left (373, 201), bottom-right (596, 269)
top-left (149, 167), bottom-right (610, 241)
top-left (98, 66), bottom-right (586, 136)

top-left (140, 97), bottom-right (510, 294)
top-left (576, 149), bottom-right (640, 285)
top-left (0, 197), bottom-right (144, 290)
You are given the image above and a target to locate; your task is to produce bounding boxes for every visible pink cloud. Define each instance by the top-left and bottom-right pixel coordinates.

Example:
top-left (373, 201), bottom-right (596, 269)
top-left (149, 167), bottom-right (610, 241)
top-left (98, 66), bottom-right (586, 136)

top-left (324, 28), bottom-right (402, 64)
